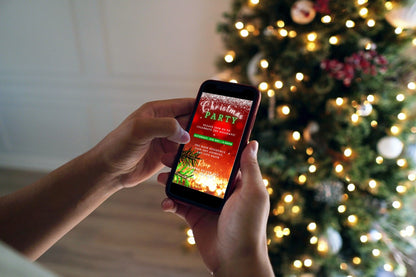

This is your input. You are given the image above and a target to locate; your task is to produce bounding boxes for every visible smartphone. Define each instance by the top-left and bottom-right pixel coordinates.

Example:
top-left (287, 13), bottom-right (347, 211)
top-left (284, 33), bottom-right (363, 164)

top-left (165, 80), bottom-right (261, 211)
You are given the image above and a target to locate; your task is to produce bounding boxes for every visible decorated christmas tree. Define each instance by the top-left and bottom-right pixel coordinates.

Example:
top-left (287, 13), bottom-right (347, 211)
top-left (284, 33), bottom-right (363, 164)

top-left (215, 0), bottom-right (416, 276)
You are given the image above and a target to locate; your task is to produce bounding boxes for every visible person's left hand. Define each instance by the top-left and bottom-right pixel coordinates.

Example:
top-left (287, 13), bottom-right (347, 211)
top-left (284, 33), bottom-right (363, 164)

top-left (90, 98), bottom-right (194, 188)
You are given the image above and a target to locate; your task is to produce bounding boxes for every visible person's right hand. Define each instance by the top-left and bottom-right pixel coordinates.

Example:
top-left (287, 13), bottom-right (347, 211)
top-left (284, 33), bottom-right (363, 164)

top-left (158, 141), bottom-right (274, 276)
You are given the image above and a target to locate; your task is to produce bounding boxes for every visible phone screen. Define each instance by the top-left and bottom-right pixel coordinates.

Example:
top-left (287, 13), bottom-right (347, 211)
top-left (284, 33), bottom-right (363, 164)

top-left (172, 91), bottom-right (254, 199)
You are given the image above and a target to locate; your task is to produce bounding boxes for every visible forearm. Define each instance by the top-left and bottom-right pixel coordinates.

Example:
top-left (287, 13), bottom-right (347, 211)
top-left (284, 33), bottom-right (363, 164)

top-left (0, 148), bottom-right (121, 260)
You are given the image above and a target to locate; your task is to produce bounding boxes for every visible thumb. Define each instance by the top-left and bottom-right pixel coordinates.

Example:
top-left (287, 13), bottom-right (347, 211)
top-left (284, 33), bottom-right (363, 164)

top-left (239, 141), bottom-right (265, 193)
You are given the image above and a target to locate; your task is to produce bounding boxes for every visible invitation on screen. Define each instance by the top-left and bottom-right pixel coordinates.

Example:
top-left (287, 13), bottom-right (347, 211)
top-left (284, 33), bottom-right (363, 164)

top-left (173, 92), bottom-right (253, 198)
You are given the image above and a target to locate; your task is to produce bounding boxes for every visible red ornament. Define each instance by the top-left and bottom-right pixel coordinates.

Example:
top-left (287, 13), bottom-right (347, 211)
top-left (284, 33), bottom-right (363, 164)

top-left (314, 0), bottom-right (331, 14)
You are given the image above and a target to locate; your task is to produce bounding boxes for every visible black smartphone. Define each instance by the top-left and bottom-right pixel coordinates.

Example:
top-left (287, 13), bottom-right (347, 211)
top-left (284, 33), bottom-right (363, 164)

top-left (165, 80), bottom-right (261, 211)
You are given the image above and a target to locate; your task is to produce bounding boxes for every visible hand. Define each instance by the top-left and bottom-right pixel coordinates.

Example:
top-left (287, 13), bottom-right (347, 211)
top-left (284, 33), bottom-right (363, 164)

top-left (91, 98), bottom-right (194, 188)
top-left (158, 141), bottom-right (274, 276)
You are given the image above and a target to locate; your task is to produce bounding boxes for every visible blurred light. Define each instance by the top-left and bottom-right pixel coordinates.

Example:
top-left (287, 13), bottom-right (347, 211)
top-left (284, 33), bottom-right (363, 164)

top-left (357, 0), bottom-right (368, 5)
top-left (290, 85), bottom-right (297, 92)
top-left (335, 163), bottom-right (344, 173)
top-left (307, 32), bottom-right (317, 41)
top-left (260, 59), bottom-right (269, 68)
top-left (408, 82), bottom-right (416, 90)
top-left (306, 147), bottom-right (314, 155)
top-left (292, 131), bottom-right (301, 141)
top-left (267, 89), bottom-right (275, 97)
top-left (304, 259), bottom-right (313, 267)
top-left (293, 260), bottom-right (302, 268)
top-left (397, 158), bottom-right (406, 167)
top-left (259, 82), bottom-right (269, 91)
top-left (230, 79), bottom-right (238, 83)
top-left (263, 179), bottom-right (269, 186)
top-left (298, 174), bottom-right (307, 184)
top-left (360, 235), bottom-right (368, 243)
top-left (344, 148), bottom-right (352, 157)
top-left (359, 8), bottom-right (368, 17)
top-left (276, 20), bottom-right (285, 28)
top-left (317, 240), bottom-right (329, 252)
top-left (306, 42), bottom-right (316, 51)
top-left (348, 215), bottom-right (358, 224)
top-left (385, 1), bottom-right (393, 10)
top-left (367, 94), bottom-right (375, 102)
top-left (235, 21), bottom-right (244, 30)
top-left (336, 97), bottom-right (344, 106)
top-left (310, 236), bottom-right (318, 244)
top-left (369, 179), bottom-right (377, 188)
top-left (371, 120), bottom-right (378, 127)
top-left (351, 113), bottom-right (359, 123)
top-left (292, 205), bottom-right (300, 214)
top-left (321, 15), bottom-right (332, 23)
top-left (392, 200), bottom-right (402, 209)
top-left (284, 194), bottom-right (294, 203)
top-left (279, 29), bottom-right (288, 37)
top-left (296, 72), bottom-right (304, 81)
top-left (224, 51), bottom-right (235, 63)
top-left (390, 125), bottom-right (400, 135)
top-left (353, 257), bottom-right (362, 265)
top-left (187, 237), bottom-right (195, 245)
top-left (309, 165), bottom-right (317, 173)
top-left (240, 29), bottom-right (249, 37)
top-left (338, 205), bottom-right (346, 213)
top-left (307, 222), bottom-right (317, 231)
top-left (347, 183), bottom-right (356, 191)
top-left (398, 112), bottom-right (407, 120)
top-left (384, 264), bottom-right (393, 272)
top-left (396, 185), bottom-right (407, 194)
top-left (395, 27), bottom-right (403, 35)
top-left (367, 19), bottom-right (376, 27)
top-left (372, 249), bottom-right (381, 257)
top-left (396, 93), bottom-right (405, 101)
top-left (275, 80), bottom-right (283, 89)
top-left (408, 173), bottom-right (416, 181)
top-left (282, 105), bottom-right (290, 115)
top-left (329, 36), bottom-right (339, 45)
top-left (376, 156), bottom-right (384, 164)
top-left (288, 30), bottom-right (297, 38)
top-left (250, 0), bottom-right (259, 4)
top-left (346, 20), bottom-right (355, 28)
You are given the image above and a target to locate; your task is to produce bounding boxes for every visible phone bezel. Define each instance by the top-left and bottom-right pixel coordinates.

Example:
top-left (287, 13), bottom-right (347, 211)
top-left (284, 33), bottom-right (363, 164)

top-left (165, 80), bottom-right (261, 211)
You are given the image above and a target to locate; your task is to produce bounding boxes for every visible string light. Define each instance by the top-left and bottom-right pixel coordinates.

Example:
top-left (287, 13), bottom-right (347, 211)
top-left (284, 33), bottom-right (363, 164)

top-left (293, 260), bottom-right (303, 268)
top-left (309, 165), bottom-right (317, 173)
top-left (367, 94), bottom-right (375, 102)
top-left (224, 51), bottom-right (235, 63)
top-left (400, 225), bottom-right (415, 237)
top-left (353, 257), bottom-right (362, 265)
top-left (186, 229), bottom-right (196, 245)
top-left (376, 156), bottom-right (384, 164)
top-left (359, 7), bottom-right (368, 17)
top-left (372, 249), bottom-right (381, 257)
top-left (306, 147), bottom-right (314, 155)
top-left (344, 148), bottom-right (352, 157)
top-left (284, 193), bottom-right (294, 203)
top-left (367, 19), bottom-right (376, 27)
top-left (384, 264), bottom-right (393, 272)
top-left (260, 59), bottom-right (269, 68)
top-left (390, 125), bottom-right (400, 135)
top-left (360, 235), bottom-right (368, 243)
top-left (395, 27), bottom-right (403, 35)
top-left (281, 105), bottom-right (290, 115)
top-left (295, 72), bottom-right (304, 81)
top-left (307, 222), bottom-right (317, 232)
top-left (397, 112), bottom-right (406, 120)
top-left (235, 21), bottom-right (244, 30)
top-left (240, 29), bottom-right (249, 37)
top-left (310, 236), bottom-right (318, 244)
top-left (292, 131), bottom-right (301, 141)
top-left (335, 163), bottom-right (344, 173)
top-left (408, 173), bottom-right (416, 181)
top-left (267, 89), bottom-right (275, 97)
top-left (385, 1), bottom-right (393, 10)
top-left (338, 205), bottom-right (346, 213)
top-left (298, 174), bottom-right (307, 184)
top-left (230, 79), bottom-right (238, 83)
top-left (397, 158), bottom-right (406, 167)
top-left (348, 214), bottom-right (358, 225)
top-left (279, 28), bottom-right (288, 37)
top-left (321, 15), bottom-right (332, 23)
top-left (408, 81), bottom-right (416, 90)
top-left (288, 30), bottom-right (297, 38)
top-left (259, 82), bottom-right (269, 91)
top-left (276, 20), bottom-right (285, 28)
top-left (347, 183), bottom-right (356, 191)
top-left (336, 97), bottom-right (344, 106)
top-left (392, 200), bottom-right (402, 209)
top-left (413, 38), bottom-right (416, 46)
top-left (371, 120), bottom-right (378, 127)
top-left (274, 80), bottom-right (283, 89)
top-left (292, 205), bottom-right (300, 214)
top-left (317, 239), bottom-right (329, 253)
top-left (396, 185), bottom-right (407, 194)
top-left (369, 179), bottom-right (377, 188)
top-left (263, 179), bottom-right (269, 186)
top-left (351, 113), bottom-right (359, 123)
top-left (357, 0), bottom-right (368, 5)
top-left (329, 36), bottom-right (339, 45)
top-left (290, 85), bottom-right (297, 92)
top-left (346, 20), bottom-right (355, 28)
top-left (249, 0), bottom-right (259, 5)
top-left (396, 93), bottom-right (405, 101)
top-left (307, 32), bottom-right (317, 41)
top-left (304, 259), bottom-right (313, 267)
top-left (306, 42), bottom-right (317, 51)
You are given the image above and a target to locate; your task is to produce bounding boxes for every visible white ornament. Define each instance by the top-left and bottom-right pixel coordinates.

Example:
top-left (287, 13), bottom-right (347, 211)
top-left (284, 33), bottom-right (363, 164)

top-left (377, 136), bottom-right (404, 159)
top-left (247, 52), bottom-right (264, 85)
top-left (291, 0), bottom-right (316, 25)
top-left (385, 0), bottom-right (416, 28)
top-left (321, 227), bottom-right (342, 254)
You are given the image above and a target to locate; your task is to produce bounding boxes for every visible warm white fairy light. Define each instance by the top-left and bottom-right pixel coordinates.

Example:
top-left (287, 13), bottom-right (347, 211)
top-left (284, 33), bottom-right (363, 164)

top-left (400, 225), bottom-right (415, 237)
top-left (357, 0), bottom-right (368, 5)
top-left (408, 81), bottom-right (416, 90)
top-left (385, 1), bottom-right (393, 10)
top-left (276, 20), bottom-right (285, 28)
top-left (367, 19), bottom-right (376, 27)
top-left (230, 79), bottom-right (238, 83)
top-left (224, 51), bottom-right (235, 63)
top-left (321, 15), bottom-right (332, 23)
top-left (309, 165), bottom-right (317, 173)
top-left (282, 105), bottom-right (290, 115)
top-left (367, 94), bottom-right (375, 102)
top-left (304, 259), bottom-right (313, 267)
top-left (329, 36), bottom-right (339, 45)
top-left (396, 93), bottom-right (405, 101)
top-left (353, 257), bottom-right (362, 265)
top-left (186, 228), bottom-right (195, 245)
top-left (240, 29), bottom-right (249, 37)
top-left (344, 148), bottom-right (352, 157)
top-left (317, 240), bottom-right (329, 253)
top-left (307, 222), bottom-right (317, 232)
top-left (413, 38), bottom-right (416, 46)
top-left (390, 125), bottom-right (400, 135)
top-left (267, 89), bottom-right (275, 97)
top-left (292, 131), bottom-right (301, 141)
top-left (259, 82), bottom-right (269, 91)
top-left (260, 59), bottom-right (269, 69)
top-left (298, 174), bottom-right (307, 184)
top-left (348, 215), bottom-right (358, 224)
top-left (371, 120), bottom-right (378, 128)
top-left (340, 263), bottom-right (348, 271)
top-left (288, 30), bottom-right (297, 38)
top-left (395, 27), bottom-right (403, 35)
top-left (369, 179), bottom-right (377, 188)
top-left (335, 163), bottom-right (344, 173)
top-left (408, 173), bottom-right (416, 181)
top-left (250, 0), bottom-right (259, 5)
top-left (372, 249), bottom-right (381, 257)
top-left (274, 80), bottom-right (283, 89)
top-left (284, 194), bottom-right (294, 203)
top-left (397, 158), bottom-right (406, 167)
top-left (338, 205), bottom-right (347, 213)
top-left (398, 112), bottom-right (407, 120)
top-left (279, 28), bottom-right (288, 37)
top-left (292, 205), bottom-right (300, 214)
top-left (335, 97), bottom-right (344, 106)
top-left (360, 235), bottom-right (368, 243)
top-left (359, 8), bottom-right (368, 17)
top-left (384, 264), bottom-right (394, 272)
top-left (295, 72), bottom-right (304, 81)
top-left (293, 260), bottom-right (303, 268)
top-left (310, 236), bottom-right (318, 244)
top-left (347, 183), bottom-right (356, 191)
top-left (235, 21), bottom-right (244, 30)
top-left (396, 185), bottom-right (407, 194)
top-left (351, 113), bottom-right (359, 123)
top-left (392, 200), bottom-right (402, 209)
top-left (346, 20), bottom-right (355, 28)
top-left (307, 32), bottom-right (317, 41)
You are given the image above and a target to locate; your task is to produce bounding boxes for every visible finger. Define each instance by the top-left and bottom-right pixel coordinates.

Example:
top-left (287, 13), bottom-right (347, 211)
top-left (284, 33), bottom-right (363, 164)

top-left (161, 198), bottom-right (191, 220)
top-left (131, 117), bottom-right (190, 144)
top-left (239, 141), bottom-right (265, 193)
top-left (160, 152), bottom-right (177, 168)
top-left (140, 98), bottom-right (195, 118)
top-left (157, 172), bottom-right (169, 185)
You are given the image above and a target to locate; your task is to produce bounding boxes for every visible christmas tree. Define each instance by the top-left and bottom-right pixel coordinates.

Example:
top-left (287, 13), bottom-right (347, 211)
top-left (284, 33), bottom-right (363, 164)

top-left (215, 0), bottom-right (416, 276)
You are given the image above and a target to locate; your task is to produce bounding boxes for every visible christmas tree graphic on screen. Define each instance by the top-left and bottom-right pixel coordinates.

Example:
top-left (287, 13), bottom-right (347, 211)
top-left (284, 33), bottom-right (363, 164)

top-left (173, 92), bottom-right (253, 198)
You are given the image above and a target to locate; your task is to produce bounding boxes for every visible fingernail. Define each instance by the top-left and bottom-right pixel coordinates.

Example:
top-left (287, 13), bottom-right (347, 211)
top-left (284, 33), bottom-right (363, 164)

top-left (161, 198), bottom-right (176, 213)
top-left (250, 140), bottom-right (259, 158)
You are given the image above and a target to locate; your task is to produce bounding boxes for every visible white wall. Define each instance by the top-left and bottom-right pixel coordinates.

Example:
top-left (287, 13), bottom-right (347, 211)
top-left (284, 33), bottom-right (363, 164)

top-left (0, 0), bottom-right (231, 171)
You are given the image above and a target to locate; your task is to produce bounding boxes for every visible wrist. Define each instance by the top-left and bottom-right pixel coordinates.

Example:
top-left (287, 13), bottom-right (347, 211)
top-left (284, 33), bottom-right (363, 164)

top-left (213, 252), bottom-right (274, 277)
